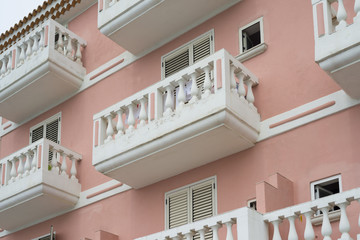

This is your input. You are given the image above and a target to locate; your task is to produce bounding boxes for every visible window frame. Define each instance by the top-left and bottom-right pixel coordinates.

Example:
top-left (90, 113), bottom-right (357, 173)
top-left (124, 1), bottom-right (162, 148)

top-left (161, 30), bottom-right (215, 80)
top-left (29, 112), bottom-right (62, 144)
top-left (237, 16), bottom-right (266, 62)
top-left (164, 176), bottom-right (217, 230)
top-left (310, 174), bottom-right (342, 201)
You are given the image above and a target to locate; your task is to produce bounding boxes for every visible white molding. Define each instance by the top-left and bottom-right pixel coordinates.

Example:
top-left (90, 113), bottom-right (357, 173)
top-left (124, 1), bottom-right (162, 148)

top-left (0, 180), bottom-right (131, 237)
top-left (258, 90), bottom-right (360, 141)
top-left (236, 42), bottom-right (267, 62)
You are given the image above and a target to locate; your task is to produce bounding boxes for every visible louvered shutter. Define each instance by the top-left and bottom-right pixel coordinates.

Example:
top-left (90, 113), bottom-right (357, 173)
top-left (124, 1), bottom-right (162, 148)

top-left (167, 189), bottom-right (189, 229)
top-left (193, 36), bottom-right (212, 91)
top-left (164, 49), bottom-right (190, 78)
top-left (46, 119), bottom-right (59, 144)
top-left (31, 125), bottom-right (44, 143)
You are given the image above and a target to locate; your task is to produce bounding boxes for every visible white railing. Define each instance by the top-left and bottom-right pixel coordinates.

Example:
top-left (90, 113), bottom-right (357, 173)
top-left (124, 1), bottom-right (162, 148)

top-left (263, 188), bottom-right (360, 240)
top-left (99, 0), bottom-right (141, 12)
top-left (136, 207), bottom-right (266, 240)
top-left (0, 138), bottom-right (82, 186)
top-left (93, 49), bottom-right (258, 148)
top-left (0, 19), bottom-right (86, 79)
top-left (312, 0), bottom-right (360, 40)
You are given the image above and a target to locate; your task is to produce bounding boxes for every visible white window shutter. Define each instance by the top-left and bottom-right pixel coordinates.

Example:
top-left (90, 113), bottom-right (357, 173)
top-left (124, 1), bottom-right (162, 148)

top-left (167, 189), bottom-right (189, 229)
top-left (191, 182), bottom-right (214, 222)
top-left (193, 36), bottom-right (211, 63)
top-left (164, 49), bottom-right (190, 78)
top-left (45, 119), bottom-right (60, 144)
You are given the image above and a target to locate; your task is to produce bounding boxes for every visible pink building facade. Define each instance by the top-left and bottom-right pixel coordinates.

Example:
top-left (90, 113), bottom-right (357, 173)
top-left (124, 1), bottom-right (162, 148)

top-left (0, 0), bottom-right (359, 239)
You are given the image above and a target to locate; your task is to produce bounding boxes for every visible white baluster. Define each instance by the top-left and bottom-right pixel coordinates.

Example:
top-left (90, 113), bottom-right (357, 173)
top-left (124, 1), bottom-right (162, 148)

top-left (17, 155), bottom-right (25, 179)
top-left (230, 65), bottom-right (237, 93)
top-left (6, 53), bottom-right (11, 72)
top-left (202, 65), bottom-right (212, 98)
top-left (354, 0), bottom-right (360, 22)
top-left (24, 151), bottom-right (32, 176)
top-left (164, 85), bottom-right (174, 117)
top-left (189, 72), bottom-right (200, 103)
top-left (32, 34), bottom-right (39, 53)
top-left (1, 58), bottom-right (7, 76)
top-left (70, 157), bottom-right (77, 180)
top-left (19, 44), bottom-right (26, 65)
top-left (104, 114), bottom-right (114, 143)
top-left (336, 0), bottom-right (348, 30)
top-left (303, 211), bottom-right (315, 240)
top-left (236, 71), bottom-right (246, 99)
top-left (66, 34), bottom-right (73, 59)
top-left (31, 148), bottom-right (37, 172)
top-left (51, 147), bottom-right (59, 172)
top-left (338, 202), bottom-right (352, 240)
top-left (61, 152), bottom-right (68, 177)
top-left (57, 31), bottom-right (64, 54)
top-left (320, 207), bottom-right (332, 240)
top-left (184, 231), bottom-right (194, 240)
top-left (39, 29), bottom-right (44, 49)
top-left (75, 41), bottom-right (82, 64)
top-left (245, 79), bottom-right (255, 106)
top-left (271, 220), bottom-right (282, 240)
top-left (26, 39), bottom-right (32, 59)
top-left (127, 104), bottom-right (135, 132)
top-left (177, 78), bottom-right (187, 110)
top-left (287, 216), bottom-right (299, 240)
top-left (171, 236), bottom-right (180, 240)
top-left (10, 158), bottom-right (17, 182)
top-left (210, 223), bottom-right (221, 240)
top-left (115, 109), bottom-right (124, 137)
top-left (225, 220), bottom-right (234, 240)
top-left (139, 98), bottom-right (148, 127)
top-left (198, 229), bottom-right (206, 240)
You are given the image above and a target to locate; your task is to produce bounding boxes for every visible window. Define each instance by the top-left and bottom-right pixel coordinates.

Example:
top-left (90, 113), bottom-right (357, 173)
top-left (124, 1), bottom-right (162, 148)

top-left (30, 113), bottom-right (61, 144)
top-left (237, 17), bottom-right (266, 62)
top-left (32, 233), bottom-right (55, 240)
top-left (247, 199), bottom-right (257, 211)
top-left (165, 177), bottom-right (216, 230)
top-left (161, 31), bottom-right (214, 80)
top-left (310, 175), bottom-right (342, 224)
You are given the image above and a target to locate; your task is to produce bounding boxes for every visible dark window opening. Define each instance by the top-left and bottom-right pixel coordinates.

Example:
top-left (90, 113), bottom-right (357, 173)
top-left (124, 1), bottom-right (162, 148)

top-left (242, 22), bottom-right (261, 52)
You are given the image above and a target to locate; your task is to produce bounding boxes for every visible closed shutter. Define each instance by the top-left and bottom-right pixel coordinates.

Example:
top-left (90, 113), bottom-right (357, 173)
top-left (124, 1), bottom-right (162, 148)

top-left (31, 125), bottom-right (44, 143)
top-left (164, 49), bottom-right (190, 78)
top-left (166, 178), bottom-right (215, 231)
top-left (46, 119), bottom-right (59, 144)
top-left (193, 36), bottom-right (212, 90)
top-left (168, 189), bottom-right (189, 229)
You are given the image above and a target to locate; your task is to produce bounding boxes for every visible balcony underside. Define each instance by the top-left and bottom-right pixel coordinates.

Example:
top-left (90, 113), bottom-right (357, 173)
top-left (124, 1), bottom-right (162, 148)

top-left (0, 171), bottom-right (80, 230)
top-left (0, 51), bottom-right (85, 123)
top-left (316, 22), bottom-right (360, 99)
top-left (99, 0), bottom-right (241, 54)
top-left (94, 93), bottom-right (259, 189)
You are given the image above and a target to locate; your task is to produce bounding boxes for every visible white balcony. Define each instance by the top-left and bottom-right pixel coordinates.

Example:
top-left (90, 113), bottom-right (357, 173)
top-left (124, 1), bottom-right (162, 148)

top-left (312, 0), bottom-right (360, 99)
top-left (136, 207), bottom-right (267, 240)
top-left (0, 19), bottom-right (86, 123)
top-left (98, 0), bottom-right (241, 54)
top-left (93, 49), bottom-right (260, 189)
top-left (263, 187), bottom-right (360, 240)
top-left (0, 139), bottom-right (82, 230)
top-left (136, 188), bottom-right (360, 240)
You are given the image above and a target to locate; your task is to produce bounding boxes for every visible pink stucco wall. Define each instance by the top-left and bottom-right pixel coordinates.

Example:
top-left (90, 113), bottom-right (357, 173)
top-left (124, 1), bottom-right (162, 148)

top-left (0, 0), bottom-right (359, 239)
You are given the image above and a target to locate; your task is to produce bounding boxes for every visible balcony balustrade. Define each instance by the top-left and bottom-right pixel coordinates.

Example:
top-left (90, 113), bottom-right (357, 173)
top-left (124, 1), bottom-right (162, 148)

top-left (137, 188), bottom-right (360, 240)
top-left (312, 0), bottom-right (360, 98)
top-left (0, 138), bottom-right (82, 230)
top-left (0, 19), bottom-right (86, 123)
top-left (263, 188), bottom-right (360, 240)
top-left (93, 49), bottom-right (260, 189)
top-left (98, 0), bottom-right (241, 54)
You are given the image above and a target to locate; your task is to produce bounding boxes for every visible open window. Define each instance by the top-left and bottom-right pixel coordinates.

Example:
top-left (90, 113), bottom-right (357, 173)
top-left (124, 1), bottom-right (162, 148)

top-left (247, 199), bottom-right (257, 211)
top-left (237, 17), bottom-right (266, 62)
top-left (310, 174), bottom-right (342, 225)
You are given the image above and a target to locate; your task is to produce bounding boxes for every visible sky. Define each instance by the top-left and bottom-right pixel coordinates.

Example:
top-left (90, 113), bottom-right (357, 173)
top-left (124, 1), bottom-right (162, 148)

top-left (0, 0), bottom-right (46, 34)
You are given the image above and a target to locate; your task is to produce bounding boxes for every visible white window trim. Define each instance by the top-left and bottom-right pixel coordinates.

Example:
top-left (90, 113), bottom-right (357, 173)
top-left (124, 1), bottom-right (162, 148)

top-left (236, 16), bottom-right (267, 62)
top-left (247, 198), bottom-right (257, 210)
top-left (310, 174), bottom-right (342, 225)
top-left (310, 174), bottom-right (342, 201)
top-left (161, 30), bottom-right (215, 80)
top-left (29, 112), bottom-right (62, 144)
top-left (164, 176), bottom-right (217, 230)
